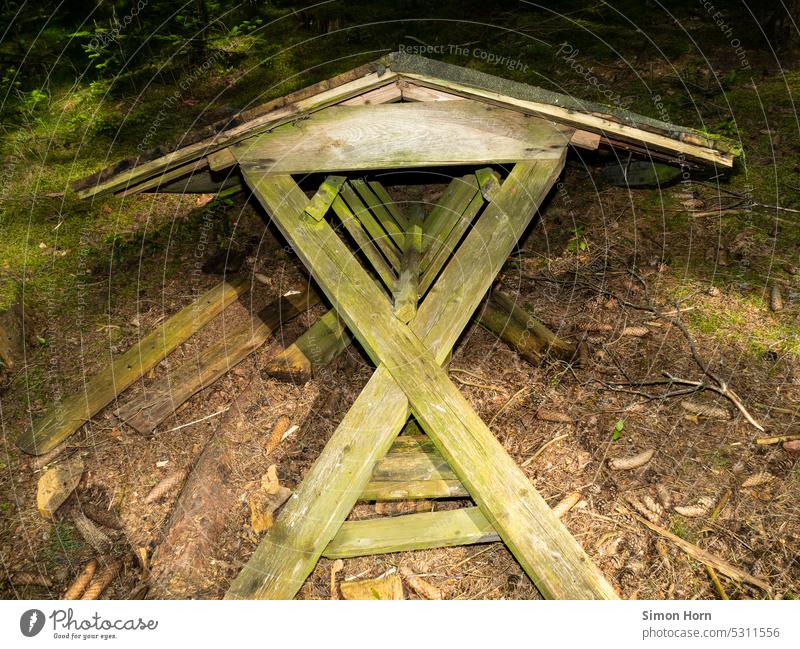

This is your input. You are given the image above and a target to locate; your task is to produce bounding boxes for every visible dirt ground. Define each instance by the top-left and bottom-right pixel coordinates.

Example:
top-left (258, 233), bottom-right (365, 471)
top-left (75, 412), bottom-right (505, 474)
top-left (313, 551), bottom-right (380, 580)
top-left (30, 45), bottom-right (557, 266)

top-left (1, 156), bottom-right (798, 601)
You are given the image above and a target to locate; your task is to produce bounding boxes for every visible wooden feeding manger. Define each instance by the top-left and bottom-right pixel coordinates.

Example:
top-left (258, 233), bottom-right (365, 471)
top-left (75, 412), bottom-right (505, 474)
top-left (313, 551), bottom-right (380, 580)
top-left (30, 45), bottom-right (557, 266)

top-left (22, 53), bottom-right (738, 600)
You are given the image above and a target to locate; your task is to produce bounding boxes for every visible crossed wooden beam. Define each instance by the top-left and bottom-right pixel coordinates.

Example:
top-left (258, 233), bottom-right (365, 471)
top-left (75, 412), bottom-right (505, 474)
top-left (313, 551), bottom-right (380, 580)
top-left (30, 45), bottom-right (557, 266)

top-left (224, 149), bottom-right (617, 600)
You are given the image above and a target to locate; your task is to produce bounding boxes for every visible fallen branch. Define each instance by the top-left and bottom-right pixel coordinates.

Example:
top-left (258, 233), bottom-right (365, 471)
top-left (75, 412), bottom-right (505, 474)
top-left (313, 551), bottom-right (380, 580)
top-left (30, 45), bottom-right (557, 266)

top-left (618, 504), bottom-right (771, 595)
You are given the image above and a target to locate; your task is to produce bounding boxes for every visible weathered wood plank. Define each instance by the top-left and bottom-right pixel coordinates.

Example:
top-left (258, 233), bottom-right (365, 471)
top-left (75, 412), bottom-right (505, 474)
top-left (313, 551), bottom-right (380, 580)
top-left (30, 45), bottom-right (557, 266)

top-left (323, 507), bottom-right (500, 559)
top-left (351, 179), bottom-right (405, 248)
top-left (367, 181), bottom-right (407, 230)
top-left (237, 160), bottom-right (617, 599)
top-left (338, 83), bottom-right (402, 106)
top-left (232, 100), bottom-right (572, 174)
top-left (330, 194), bottom-right (397, 290)
top-left (400, 83), bottom-right (462, 102)
top-left (359, 479), bottom-right (469, 501)
top-left (304, 176), bottom-right (346, 221)
top-left (392, 207), bottom-right (423, 323)
top-left (261, 307), bottom-right (351, 383)
top-left (17, 279), bottom-right (249, 455)
top-left (115, 289), bottom-right (318, 434)
top-left (475, 167), bottom-right (502, 202)
top-left (372, 449), bottom-right (458, 482)
top-left (399, 75), bottom-right (732, 167)
top-left (323, 507), bottom-right (498, 559)
top-left (418, 190), bottom-right (484, 295)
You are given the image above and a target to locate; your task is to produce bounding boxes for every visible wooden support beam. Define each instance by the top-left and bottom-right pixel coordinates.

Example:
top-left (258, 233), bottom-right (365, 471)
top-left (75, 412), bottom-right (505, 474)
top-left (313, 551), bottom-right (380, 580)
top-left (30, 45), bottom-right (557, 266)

top-left (262, 307), bottom-right (351, 383)
top-left (323, 507), bottom-right (498, 559)
top-left (232, 158), bottom-right (617, 600)
top-left (304, 176), bottom-right (346, 221)
top-left (114, 289), bottom-right (318, 434)
top-left (392, 207), bottom-right (422, 323)
top-left (17, 279), bottom-right (249, 455)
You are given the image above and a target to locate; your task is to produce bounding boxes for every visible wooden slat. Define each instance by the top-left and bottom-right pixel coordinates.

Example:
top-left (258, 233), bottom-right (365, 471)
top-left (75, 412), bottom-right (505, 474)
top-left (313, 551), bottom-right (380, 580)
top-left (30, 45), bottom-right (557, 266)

top-left (367, 181), bottom-right (407, 230)
top-left (420, 175), bottom-right (481, 256)
top-left (392, 207), bottom-right (422, 323)
top-left (330, 195), bottom-right (397, 290)
top-left (235, 160), bottom-right (618, 600)
top-left (399, 76), bottom-right (733, 167)
top-left (339, 82), bottom-right (402, 106)
top-left (351, 179), bottom-right (406, 249)
top-left (400, 84), bottom-right (462, 102)
top-left (323, 508), bottom-right (498, 559)
top-left (418, 190), bottom-right (484, 295)
top-left (339, 182), bottom-right (402, 267)
top-left (359, 479), bottom-right (468, 501)
top-left (231, 100), bottom-right (572, 174)
top-left (373, 449), bottom-right (458, 482)
top-left (17, 279), bottom-right (249, 455)
top-left (115, 289), bottom-right (318, 434)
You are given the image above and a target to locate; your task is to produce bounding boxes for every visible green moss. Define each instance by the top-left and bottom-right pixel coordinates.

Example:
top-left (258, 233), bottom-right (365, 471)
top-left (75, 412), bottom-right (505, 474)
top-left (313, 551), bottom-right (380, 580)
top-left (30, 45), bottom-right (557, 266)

top-left (45, 521), bottom-right (83, 567)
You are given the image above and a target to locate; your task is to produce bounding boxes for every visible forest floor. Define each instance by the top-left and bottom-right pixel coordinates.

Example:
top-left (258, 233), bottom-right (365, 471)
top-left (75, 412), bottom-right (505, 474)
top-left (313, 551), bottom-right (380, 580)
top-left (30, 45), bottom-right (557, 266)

top-left (1, 2), bottom-right (799, 600)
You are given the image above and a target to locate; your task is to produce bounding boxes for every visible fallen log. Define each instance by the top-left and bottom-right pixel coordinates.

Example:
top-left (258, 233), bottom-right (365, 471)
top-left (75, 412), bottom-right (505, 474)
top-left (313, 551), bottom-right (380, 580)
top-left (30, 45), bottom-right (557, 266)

top-left (115, 289), bottom-right (318, 434)
top-left (147, 384), bottom-right (265, 598)
top-left (17, 278), bottom-right (249, 455)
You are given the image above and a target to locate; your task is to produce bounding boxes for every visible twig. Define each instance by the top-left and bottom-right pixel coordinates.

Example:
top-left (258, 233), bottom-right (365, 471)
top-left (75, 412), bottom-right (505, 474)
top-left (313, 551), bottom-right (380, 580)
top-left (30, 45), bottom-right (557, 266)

top-left (661, 373), bottom-right (764, 432)
top-left (756, 433), bottom-right (800, 445)
top-left (522, 434), bottom-right (569, 466)
top-left (450, 375), bottom-right (506, 392)
top-left (163, 407), bottom-right (230, 433)
top-left (488, 386), bottom-right (529, 427)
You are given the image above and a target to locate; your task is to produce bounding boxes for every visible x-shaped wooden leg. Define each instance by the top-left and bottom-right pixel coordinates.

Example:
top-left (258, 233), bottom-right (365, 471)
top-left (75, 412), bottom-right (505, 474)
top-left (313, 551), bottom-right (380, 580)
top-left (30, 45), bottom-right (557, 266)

top-left (227, 155), bottom-right (617, 600)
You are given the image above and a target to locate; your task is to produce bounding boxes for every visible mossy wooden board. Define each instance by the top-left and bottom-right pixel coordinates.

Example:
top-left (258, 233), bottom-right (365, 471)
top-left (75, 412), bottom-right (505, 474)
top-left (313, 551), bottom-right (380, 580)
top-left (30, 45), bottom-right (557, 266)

top-left (231, 100), bottom-right (572, 173)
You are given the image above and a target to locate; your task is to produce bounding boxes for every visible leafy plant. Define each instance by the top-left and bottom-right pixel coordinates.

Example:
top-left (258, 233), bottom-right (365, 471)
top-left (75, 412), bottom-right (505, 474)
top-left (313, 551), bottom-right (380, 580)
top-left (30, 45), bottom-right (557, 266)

top-left (566, 225), bottom-right (589, 253)
top-left (612, 419), bottom-right (624, 441)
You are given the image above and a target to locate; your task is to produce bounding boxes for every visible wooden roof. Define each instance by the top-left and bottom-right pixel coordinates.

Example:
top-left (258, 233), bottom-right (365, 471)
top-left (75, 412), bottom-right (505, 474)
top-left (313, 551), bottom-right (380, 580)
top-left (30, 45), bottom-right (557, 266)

top-left (73, 52), bottom-right (740, 200)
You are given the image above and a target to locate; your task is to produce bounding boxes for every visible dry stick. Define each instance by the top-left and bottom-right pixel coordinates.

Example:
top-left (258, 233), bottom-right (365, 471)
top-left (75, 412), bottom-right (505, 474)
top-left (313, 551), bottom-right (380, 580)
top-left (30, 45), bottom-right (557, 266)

top-left (706, 565), bottom-right (730, 600)
top-left (756, 433), bottom-right (800, 445)
top-left (618, 505), bottom-right (770, 595)
top-left (522, 434), bottom-right (570, 467)
top-left (599, 269), bottom-right (765, 432)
